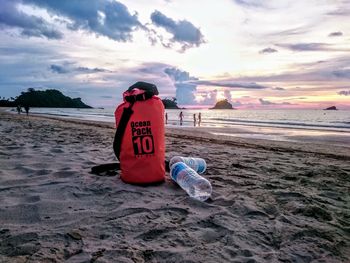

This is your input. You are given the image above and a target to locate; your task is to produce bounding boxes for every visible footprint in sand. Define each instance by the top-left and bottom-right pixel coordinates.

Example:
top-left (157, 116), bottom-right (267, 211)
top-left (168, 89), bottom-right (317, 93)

top-left (292, 205), bottom-right (333, 222)
top-left (153, 207), bottom-right (189, 225)
top-left (51, 148), bottom-right (64, 153)
top-left (0, 204), bottom-right (41, 224)
top-left (24, 195), bottom-right (41, 203)
top-left (35, 169), bottom-right (53, 176)
top-left (52, 170), bottom-right (76, 178)
top-left (0, 232), bottom-right (40, 257)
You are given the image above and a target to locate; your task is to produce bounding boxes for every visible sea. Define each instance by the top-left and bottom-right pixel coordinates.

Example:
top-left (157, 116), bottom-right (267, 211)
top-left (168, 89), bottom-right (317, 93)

top-left (13, 107), bottom-right (350, 144)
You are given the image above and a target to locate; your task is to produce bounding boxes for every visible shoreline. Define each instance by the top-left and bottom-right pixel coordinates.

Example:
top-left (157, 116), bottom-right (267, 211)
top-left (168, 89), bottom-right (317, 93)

top-left (2, 109), bottom-right (350, 159)
top-left (4, 107), bottom-right (350, 137)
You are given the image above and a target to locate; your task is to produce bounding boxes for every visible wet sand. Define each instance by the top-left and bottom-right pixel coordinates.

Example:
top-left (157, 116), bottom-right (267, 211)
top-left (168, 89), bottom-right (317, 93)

top-left (0, 110), bottom-right (349, 262)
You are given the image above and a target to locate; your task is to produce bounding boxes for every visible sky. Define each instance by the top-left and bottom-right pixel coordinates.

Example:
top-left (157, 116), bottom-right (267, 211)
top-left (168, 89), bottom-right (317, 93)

top-left (0, 0), bottom-right (349, 109)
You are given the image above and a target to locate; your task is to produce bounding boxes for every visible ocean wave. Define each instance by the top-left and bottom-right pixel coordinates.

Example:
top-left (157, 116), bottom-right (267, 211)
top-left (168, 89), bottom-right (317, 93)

top-left (210, 118), bottom-right (350, 130)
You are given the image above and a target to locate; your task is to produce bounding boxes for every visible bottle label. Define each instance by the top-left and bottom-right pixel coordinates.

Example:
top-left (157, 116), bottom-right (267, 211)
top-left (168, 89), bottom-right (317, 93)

top-left (170, 162), bottom-right (187, 181)
top-left (185, 158), bottom-right (206, 173)
top-left (197, 161), bottom-right (205, 173)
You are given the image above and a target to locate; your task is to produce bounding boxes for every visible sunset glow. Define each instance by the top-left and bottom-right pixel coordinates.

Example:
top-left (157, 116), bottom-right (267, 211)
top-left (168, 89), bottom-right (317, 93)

top-left (0, 0), bottom-right (349, 109)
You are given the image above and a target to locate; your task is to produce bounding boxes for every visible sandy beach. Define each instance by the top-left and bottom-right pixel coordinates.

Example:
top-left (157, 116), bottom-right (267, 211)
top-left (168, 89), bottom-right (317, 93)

top-left (0, 110), bottom-right (349, 262)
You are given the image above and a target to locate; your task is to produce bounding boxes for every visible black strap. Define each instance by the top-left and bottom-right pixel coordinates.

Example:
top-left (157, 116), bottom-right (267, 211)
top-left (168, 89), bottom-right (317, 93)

top-left (91, 163), bottom-right (120, 174)
top-left (113, 103), bottom-right (134, 160)
top-left (91, 160), bottom-right (170, 175)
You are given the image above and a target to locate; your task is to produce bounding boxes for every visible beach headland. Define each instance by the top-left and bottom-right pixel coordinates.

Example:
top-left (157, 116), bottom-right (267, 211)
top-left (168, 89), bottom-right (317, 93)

top-left (0, 110), bottom-right (349, 262)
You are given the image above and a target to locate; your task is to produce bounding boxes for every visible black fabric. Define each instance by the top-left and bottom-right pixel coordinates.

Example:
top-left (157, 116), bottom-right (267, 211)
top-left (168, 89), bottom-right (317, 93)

top-left (124, 91), bottom-right (153, 103)
top-left (90, 160), bottom-right (170, 175)
top-left (91, 163), bottom-right (120, 174)
top-left (127, 81), bottom-right (159, 95)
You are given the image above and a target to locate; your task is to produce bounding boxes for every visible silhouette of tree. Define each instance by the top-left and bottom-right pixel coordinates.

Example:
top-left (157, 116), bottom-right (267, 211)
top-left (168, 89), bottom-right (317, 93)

top-left (162, 97), bottom-right (179, 109)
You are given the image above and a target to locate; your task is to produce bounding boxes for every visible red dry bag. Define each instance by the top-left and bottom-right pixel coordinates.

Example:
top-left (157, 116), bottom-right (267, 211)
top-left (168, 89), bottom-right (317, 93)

top-left (113, 82), bottom-right (165, 184)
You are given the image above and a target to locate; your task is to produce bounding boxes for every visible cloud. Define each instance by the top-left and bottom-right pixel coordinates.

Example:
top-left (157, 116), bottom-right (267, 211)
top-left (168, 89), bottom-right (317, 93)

top-left (164, 67), bottom-right (211, 105)
top-left (277, 43), bottom-right (330, 51)
top-left (259, 98), bottom-right (291, 105)
top-left (0, 45), bottom-right (58, 57)
top-left (164, 67), bottom-right (198, 82)
top-left (196, 89), bottom-right (243, 106)
top-left (0, 46), bottom-right (175, 106)
top-left (338, 90), bottom-right (350, 96)
top-left (327, 10), bottom-right (350, 16)
top-left (332, 69), bottom-right (350, 79)
top-left (231, 100), bottom-right (242, 107)
top-left (50, 64), bottom-right (69, 74)
top-left (268, 26), bottom-right (310, 37)
top-left (164, 67), bottom-right (268, 105)
top-left (228, 56), bottom-right (350, 83)
top-left (277, 43), bottom-right (350, 52)
top-left (24, 0), bottom-right (141, 42)
top-left (328, 31), bottom-right (343, 37)
top-left (50, 64), bottom-right (109, 74)
top-left (191, 80), bottom-right (267, 89)
top-left (1, 0), bottom-right (205, 50)
top-left (76, 67), bottom-right (109, 73)
top-left (233, 0), bottom-right (265, 8)
top-left (101, 62), bottom-right (176, 97)
top-left (150, 10), bottom-right (205, 51)
top-left (259, 98), bottom-right (275, 105)
top-left (326, 5), bottom-right (350, 16)
top-left (224, 90), bottom-right (232, 101)
top-left (0, 0), bottom-right (63, 39)
top-left (272, 87), bottom-right (285, 90)
top-left (164, 67), bottom-right (198, 104)
top-left (259, 47), bottom-right (278, 54)
top-left (175, 83), bottom-right (197, 104)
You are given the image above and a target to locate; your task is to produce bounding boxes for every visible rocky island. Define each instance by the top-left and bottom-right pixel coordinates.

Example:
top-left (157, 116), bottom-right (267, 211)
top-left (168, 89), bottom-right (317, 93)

top-left (324, 106), bottom-right (338, 110)
top-left (210, 99), bottom-right (234, 109)
top-left (0, 88), bottom-right (92, 108)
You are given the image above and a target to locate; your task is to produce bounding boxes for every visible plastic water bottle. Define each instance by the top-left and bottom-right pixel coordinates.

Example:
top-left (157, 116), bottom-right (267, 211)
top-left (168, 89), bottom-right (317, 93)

top-left (170, 162), bottom-right (212, 201)
top-left (169, 156), bottom-right (207, 174)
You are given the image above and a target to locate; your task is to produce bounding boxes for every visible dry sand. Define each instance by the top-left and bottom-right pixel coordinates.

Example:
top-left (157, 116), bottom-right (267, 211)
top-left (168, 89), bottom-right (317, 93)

top-left (0, 110), bottom-right (349, 263)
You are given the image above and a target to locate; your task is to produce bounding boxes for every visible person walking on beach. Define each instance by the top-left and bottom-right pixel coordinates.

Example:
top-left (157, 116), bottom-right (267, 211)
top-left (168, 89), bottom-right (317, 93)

top-left (193, 113), bottom-right (196, 127)
top-left (179, 111), bottom-right (184, 126)
top-left (24, 105), bottom-right (30, 116)
top-left (198, 112), bottom-right (202, 126)
top-left (165, 112), bottom-right (168, 125)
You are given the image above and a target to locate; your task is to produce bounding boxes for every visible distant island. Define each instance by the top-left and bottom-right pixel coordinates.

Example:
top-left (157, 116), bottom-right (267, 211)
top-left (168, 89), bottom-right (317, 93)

top-left (210, 99), bottom-right (234, 109)
top-left (162, 97), bottom-right (179, 109)
top-left (0, 88), bottom-right (92, 108)
top-left (324, 106), bottom-right (338, 110)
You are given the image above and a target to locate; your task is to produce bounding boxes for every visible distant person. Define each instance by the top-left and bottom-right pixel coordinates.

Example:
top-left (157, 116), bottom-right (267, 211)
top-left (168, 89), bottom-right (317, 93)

top-left (24, 105), bottom-right (30, 116)
top-left (179, 111), bottom-right (184, 126)
top-left (16, 105), bottom-right (21, 114)
top-left (165, 112), bottom-right (168, 125)
top-left (193, 113), bottom-right (196, 127)
top-left (198, 112), bottom-right (202, 126)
